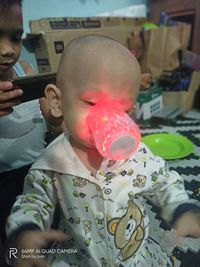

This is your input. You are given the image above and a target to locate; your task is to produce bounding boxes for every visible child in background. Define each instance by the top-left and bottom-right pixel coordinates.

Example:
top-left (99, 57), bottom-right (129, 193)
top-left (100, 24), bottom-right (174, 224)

top-left (6, 35), bottom-right (200, 267)
top-left (0, 0), bottom-right (62, 244)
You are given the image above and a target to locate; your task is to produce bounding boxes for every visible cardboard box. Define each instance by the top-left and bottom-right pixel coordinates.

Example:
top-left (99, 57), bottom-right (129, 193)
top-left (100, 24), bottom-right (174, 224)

top-left (136, 84), bottom-right (163, 120)
top-left (26, 17), bottom-right (145, 73)
top-left (163, 71), bottom-right (200, 112)
top-left (30, 17), bottom-right (146, 32)
top-left (27, 27), bottom-right (135, 73)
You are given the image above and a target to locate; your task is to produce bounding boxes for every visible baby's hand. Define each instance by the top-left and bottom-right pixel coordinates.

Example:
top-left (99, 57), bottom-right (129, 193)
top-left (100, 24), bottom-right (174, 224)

top-left (11, 229), bottom-right (68, 267)
top-left (173, 211), bottom-right (200, 240)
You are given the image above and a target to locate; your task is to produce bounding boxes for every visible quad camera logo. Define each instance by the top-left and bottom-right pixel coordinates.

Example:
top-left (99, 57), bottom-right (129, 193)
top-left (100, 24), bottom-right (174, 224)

top-left (8, 247), bottom-right (77, 259)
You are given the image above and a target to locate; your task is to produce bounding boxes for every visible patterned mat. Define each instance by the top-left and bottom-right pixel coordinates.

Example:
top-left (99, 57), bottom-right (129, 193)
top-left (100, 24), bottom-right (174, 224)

top-left (140, 116), bottom-right (200, 267)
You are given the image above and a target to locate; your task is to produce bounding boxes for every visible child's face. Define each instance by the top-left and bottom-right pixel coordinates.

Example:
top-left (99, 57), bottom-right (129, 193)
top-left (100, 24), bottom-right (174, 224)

top-left (0, 4), bottom-right (23, 80)
top-left (60, 45), bottom-right (141, 149)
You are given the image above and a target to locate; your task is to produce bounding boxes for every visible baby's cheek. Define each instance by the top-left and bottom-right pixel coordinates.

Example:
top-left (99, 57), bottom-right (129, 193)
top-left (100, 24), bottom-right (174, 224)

top-left (65, 107), bottom-right (94, 146)
top-left (81, 126), bottom-right (94, 144)
top-left (74, 117), bottom-right (93, 144)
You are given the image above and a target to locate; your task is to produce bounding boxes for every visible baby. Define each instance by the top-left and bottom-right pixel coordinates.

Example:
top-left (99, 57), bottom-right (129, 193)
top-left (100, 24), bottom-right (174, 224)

top-left (6, 35), bottom-right (200, 267)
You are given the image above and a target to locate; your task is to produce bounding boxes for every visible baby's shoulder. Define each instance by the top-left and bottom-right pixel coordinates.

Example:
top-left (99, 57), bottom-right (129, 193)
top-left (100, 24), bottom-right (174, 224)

top-left (31, 133), bottom-right (67, 170)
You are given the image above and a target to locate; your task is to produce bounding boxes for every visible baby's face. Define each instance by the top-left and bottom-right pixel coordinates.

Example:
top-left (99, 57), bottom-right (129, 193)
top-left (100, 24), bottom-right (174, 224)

top-left (0, 4), bottom-right (23, 80)
top-left (59, 42), bottom-right (141, 148)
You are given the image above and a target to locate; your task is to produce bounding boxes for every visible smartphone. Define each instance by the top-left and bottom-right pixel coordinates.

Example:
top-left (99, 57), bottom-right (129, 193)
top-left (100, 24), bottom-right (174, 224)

top-left (12, 72), bottom-right (56, 102)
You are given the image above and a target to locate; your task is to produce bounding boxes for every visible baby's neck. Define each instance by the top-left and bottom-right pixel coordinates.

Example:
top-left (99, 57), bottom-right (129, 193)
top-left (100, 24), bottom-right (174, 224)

top-left (69, 136), bottom-right (103, 176)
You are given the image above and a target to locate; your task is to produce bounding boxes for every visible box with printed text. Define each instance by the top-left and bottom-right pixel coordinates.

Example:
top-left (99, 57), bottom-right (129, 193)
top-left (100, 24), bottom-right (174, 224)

top-left (136, 84), bottom-right (163, 120)
top-left (25, 17), bottom-right (146, 73)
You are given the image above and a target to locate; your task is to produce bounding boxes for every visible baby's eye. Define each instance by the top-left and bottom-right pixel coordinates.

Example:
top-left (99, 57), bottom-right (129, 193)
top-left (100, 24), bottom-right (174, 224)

top-left (84, 100), bottom-right (96, 106)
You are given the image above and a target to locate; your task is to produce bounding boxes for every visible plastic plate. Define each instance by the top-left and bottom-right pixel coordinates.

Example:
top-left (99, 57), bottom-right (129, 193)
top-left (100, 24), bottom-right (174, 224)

top-left (142, 133), bottom-right (194, 159)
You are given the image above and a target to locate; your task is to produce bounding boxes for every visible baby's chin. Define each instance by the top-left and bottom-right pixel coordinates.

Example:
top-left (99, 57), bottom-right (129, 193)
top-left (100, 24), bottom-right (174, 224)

top-left (69, 134), bottom-right (96, 150)
top-left (79, 138), bottom-right (96, 150)
top-left (77, 131), bottom-right (96, 148)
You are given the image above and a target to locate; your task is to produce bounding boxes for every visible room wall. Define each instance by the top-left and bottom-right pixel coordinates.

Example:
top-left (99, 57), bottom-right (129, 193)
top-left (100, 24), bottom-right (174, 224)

top-left (20, 0), bottom-right (147, 72)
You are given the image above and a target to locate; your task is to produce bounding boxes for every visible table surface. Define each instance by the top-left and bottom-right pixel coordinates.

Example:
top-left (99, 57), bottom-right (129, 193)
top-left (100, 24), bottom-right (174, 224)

top-left (139, 110), bottom-right (200, 267)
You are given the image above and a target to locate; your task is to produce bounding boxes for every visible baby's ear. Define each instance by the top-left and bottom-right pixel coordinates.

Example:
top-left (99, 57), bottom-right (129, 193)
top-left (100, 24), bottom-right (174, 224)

top-left (45, 84), bottom-right (62, 118)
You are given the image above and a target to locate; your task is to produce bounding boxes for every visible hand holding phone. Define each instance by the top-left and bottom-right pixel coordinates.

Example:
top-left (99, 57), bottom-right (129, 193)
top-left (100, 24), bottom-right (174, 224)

top-left (12, 72), bottom-right (56, 103)
top-left (0, 80), bottom-right (23, 116)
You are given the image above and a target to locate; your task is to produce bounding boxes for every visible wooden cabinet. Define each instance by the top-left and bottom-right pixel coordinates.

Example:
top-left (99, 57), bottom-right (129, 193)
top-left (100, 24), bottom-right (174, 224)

top-left (149, 0), bottom-right (200, 54)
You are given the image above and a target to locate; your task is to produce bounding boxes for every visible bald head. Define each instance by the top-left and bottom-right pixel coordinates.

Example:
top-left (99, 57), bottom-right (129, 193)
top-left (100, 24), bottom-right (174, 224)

top-left (57, 35), bottom-right (141, 95)
top-left (47, 36), bottom-right (141, 148)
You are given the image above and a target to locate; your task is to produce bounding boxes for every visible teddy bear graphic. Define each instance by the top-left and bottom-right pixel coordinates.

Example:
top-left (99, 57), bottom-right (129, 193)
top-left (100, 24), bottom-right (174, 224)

top-left (132, 174), bottom-right (147, 188)
top-left (107, 201), bottom-right (144, 261)
top-left (83, 220), bottom-right (92, 234)
top-left (73, 177), bottom-right (88, 187)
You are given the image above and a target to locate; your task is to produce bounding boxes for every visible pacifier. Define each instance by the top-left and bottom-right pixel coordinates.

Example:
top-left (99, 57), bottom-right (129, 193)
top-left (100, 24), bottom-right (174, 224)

top-left (87, 101), bottom-right (141, 160)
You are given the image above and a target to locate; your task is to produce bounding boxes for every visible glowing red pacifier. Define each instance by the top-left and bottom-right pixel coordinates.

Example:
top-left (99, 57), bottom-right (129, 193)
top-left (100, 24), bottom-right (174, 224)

top-left (87, 101), bottom-right (141, 160)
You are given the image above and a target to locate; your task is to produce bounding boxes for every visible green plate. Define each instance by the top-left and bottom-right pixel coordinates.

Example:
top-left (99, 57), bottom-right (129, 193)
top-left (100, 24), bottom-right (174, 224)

top-left (142, 133), bottom-right (194, 159)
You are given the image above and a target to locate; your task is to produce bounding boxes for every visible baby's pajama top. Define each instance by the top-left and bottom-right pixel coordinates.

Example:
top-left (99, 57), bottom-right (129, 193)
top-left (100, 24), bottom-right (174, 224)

top-left (7, 133), bottom-right (192, 267)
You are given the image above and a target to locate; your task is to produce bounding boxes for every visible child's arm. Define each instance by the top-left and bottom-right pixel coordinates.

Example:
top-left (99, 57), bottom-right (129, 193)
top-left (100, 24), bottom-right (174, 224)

top-left (7, 229), bottom-right (67, 267)
top-left (6, 169), bottom-right (60, 266)
top-left (141, 144), bottom-right (200, 228)
top-left (6, 169), bottom-right (57, 235)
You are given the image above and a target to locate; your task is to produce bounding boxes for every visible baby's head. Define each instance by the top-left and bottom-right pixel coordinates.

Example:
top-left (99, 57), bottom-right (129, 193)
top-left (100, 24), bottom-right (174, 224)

top-left (0, 0), bottom-right (23, 80)
top-left (46, 35), bottom-right (141, 156)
